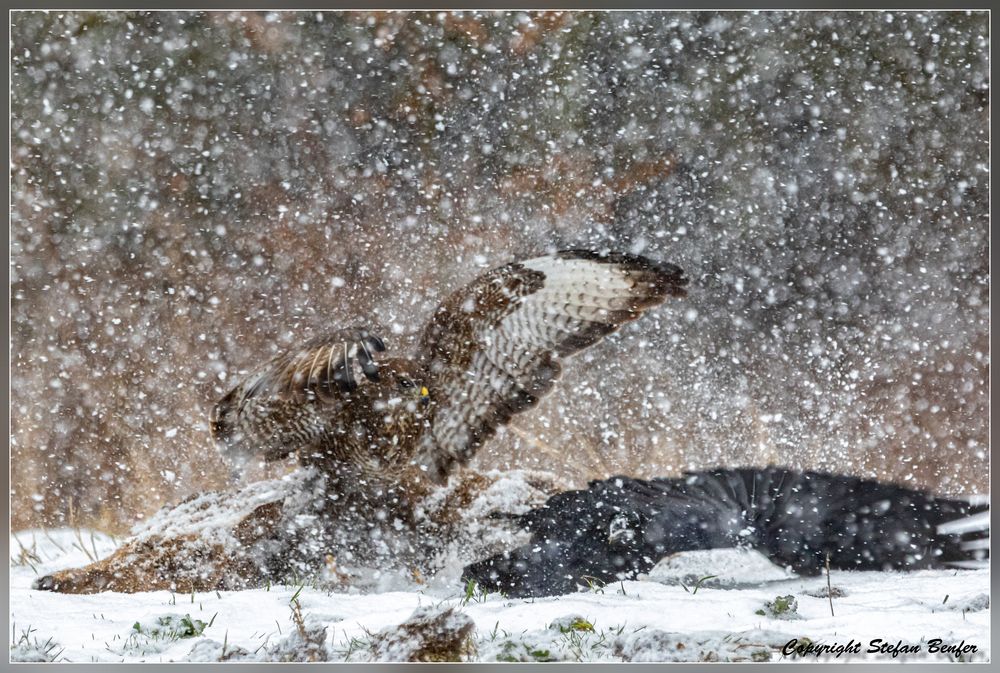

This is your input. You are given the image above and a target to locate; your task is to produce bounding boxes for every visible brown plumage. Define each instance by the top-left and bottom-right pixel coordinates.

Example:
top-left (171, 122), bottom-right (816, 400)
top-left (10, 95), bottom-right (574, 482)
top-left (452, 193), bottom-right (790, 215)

top-left (211, 249), bottom-right (688, 485)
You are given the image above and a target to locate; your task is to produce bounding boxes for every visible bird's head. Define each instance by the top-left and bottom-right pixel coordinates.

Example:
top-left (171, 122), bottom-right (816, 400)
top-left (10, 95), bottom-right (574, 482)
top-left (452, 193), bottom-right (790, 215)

top-left (367, 358), bottom-right (431, 414)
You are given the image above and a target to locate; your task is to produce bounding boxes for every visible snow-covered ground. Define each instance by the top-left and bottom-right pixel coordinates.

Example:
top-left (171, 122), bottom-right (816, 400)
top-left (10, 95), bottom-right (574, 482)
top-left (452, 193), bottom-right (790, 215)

top-left (9, 529), bottom-right (989, 663)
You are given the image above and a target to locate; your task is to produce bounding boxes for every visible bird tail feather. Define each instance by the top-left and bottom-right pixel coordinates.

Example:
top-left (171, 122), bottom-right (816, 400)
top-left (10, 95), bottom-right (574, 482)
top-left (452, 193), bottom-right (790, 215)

top-left (936, 499), bottom-right (989, 569)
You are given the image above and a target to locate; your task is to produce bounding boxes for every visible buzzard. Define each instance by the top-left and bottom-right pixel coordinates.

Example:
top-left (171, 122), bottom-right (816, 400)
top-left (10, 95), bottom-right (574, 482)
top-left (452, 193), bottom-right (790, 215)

top-left (211, 249), bottom-right (687, 484)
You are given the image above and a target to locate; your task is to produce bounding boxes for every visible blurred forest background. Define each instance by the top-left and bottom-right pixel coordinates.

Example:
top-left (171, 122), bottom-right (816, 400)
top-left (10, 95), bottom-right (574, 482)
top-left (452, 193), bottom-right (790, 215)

top-left (11, 11), bottom-right (989, 534)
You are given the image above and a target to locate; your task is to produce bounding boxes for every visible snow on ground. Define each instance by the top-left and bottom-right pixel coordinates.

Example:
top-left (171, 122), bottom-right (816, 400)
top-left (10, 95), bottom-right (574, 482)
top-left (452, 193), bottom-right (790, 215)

top-left (9, 529), bottom-right (990, 663)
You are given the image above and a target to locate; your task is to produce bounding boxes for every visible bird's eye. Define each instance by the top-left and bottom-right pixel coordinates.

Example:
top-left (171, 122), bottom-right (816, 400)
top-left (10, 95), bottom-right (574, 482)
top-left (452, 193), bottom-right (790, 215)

top-left (398, 377), bottom-right (415, 389)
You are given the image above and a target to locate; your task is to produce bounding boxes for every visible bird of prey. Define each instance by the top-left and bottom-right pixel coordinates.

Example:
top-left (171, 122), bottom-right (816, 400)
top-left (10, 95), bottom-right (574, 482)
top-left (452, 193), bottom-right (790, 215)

top-left (210, 249), bottom-right (688, 484)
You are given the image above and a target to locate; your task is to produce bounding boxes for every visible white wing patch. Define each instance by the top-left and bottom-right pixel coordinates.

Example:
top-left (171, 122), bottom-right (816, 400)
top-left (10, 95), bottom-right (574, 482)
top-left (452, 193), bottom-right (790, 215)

top-left (416, 250), bottom-right (688, 482)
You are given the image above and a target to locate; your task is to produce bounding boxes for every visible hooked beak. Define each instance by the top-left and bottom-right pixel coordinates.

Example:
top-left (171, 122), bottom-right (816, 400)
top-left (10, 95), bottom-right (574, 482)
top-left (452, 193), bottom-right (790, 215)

top-left (420, 386), bottom-right (430, 406)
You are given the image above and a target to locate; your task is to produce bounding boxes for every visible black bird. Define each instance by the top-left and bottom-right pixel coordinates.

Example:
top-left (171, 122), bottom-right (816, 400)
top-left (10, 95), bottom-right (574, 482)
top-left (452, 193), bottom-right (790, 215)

top-left (464, 467), bottom-right (989, 598)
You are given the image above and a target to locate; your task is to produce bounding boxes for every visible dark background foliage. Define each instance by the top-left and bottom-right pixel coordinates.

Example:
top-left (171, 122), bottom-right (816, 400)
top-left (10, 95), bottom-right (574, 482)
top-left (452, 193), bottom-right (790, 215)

top-left (11, 11), bottom-right (989, 532)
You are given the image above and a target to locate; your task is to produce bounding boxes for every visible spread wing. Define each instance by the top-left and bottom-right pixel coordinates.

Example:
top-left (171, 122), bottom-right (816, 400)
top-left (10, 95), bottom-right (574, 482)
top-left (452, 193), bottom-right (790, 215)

top-left (210, 327), bottom-right (387, 461)
top-left (414, 250), bottom-right (688, 482)
top-left (226, 327), bottom-right (387, 407)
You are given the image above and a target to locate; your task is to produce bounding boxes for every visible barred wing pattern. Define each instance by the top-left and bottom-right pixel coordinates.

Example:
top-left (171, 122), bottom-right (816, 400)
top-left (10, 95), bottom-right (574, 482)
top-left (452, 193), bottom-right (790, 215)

top-left (211, 251), bottom-right (687, 483)
top-left (227, 328), bottom-right (386, 407)
top-left (210, 328), bottom-right (387, 464)
top-left (415, 250), bottom-right (688, 482)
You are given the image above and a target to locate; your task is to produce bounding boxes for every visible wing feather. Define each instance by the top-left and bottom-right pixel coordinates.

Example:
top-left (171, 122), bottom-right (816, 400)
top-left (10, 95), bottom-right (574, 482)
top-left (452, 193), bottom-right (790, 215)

top-left (415, 250), bottom-right (687, 482)
top-left (210, 328), bottom-right (390, 467)
top-left (225, 327), bottom-right (386, 411)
